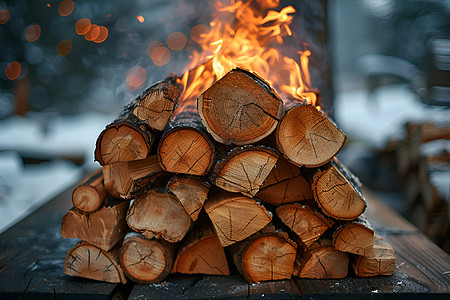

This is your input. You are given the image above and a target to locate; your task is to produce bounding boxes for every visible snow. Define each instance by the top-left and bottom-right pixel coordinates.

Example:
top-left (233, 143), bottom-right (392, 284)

top-left (0, 112), bottom-right (114, 233)
top-left (335, 84), bottom-right (449, 149)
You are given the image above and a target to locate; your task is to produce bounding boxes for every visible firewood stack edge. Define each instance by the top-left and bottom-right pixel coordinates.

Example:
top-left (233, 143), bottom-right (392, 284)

top-left (61, 68), bottom-right (395, 285)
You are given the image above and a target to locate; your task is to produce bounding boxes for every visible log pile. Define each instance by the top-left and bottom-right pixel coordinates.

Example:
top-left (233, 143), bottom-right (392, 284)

top-left (61, 68), bottom-right (395, 284)
top-left (383, 121), bottom-right (449, 253)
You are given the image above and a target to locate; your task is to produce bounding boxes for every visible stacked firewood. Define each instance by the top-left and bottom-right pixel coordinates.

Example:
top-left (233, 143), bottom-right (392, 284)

top-left (384, 121), bottom-right (450, 253)
top-left (61, 68), bottom-right (395, 284)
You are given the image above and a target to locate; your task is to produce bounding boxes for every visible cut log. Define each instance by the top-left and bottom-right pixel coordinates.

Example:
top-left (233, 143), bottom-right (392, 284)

top-left (204, 188), bottom-right (272, 247)
top-left (276, 103), bottom-right (346, 167)
top-left (95, 112), bottom-right (155, 165)
top-left (105, 155), bottom-right (171, 199)
top-left (119, 232), bottom-right (176, 284)
top-left (313, 159), bottom-right (367, 220)
top-left (332, 215), bottom-right (374, 256)
top-left (172, 215), bottom-right (230, 275)
top-left (126, 189), bottom-right (192, 242)
top-left (61, 198), bottom-right (130, 251)
top-left (228, 224), bottom-right (297, 283)
top-left (198, 68), bottom-right (284, 145)
top-left (72, 169), bottom-right (107, 213)
top-left (125, 75), bottom-right (182, 131)
top-left (158, 103), bottom-right (215, 176)
top-left (351, 234), bottom-right (396, 277)
top-left (102, 164), bottom-right (122, 198)
top-left (64, 241), bottom-right (127, 284)
top-left (276, 203), bottom-right (334, 247)
top-left (293, 238), bottom-right (349, 279)
top-left (211, 145), bottom-right (279, 197)
top-left (257, 157), bottom-right (313, 205)
top-left (167, 175), bottom-right (210, 221)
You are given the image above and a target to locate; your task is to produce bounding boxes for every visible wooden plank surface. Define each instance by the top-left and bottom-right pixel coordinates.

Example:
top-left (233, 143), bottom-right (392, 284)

top-left (0, 179), bottom-right (125, 299)
top-left (1, 181), bottom-right (449, 299)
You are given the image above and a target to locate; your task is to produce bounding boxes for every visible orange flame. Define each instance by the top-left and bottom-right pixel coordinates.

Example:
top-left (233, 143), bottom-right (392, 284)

top-left (179, 0), bottom-right (318, 110)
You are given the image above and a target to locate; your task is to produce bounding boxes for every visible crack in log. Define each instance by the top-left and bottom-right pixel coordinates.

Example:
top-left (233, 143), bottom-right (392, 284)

top-left (197, 254), bottom-right (227, 275)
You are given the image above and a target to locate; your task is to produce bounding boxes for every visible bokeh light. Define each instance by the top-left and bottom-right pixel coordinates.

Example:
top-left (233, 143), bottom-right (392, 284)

top-left (57, 39), bottom-right (72, 56)
top-left (136, 15), bottom-right (144, 23)
top-left (126, 66), bottom-right (146, 90)
top-left (75, 18), bottom-right (91, 35)
top-left (58, 0), bottom-right (74, 17)
top-left (5, 62), bottom-right (21, 80)
top-left (146, 41), bottom-right (164, 57)
top-left (84, 24), bottom-right (99, 41)
top-left (25, 25), bottom-right (41, 42)
top-left (190, 24), bottom-right (210, 43)
top-left (150, 46), bottom-right (171, 66)
top-left (93, 26), bottom-right (108, 43)
top-left (167, 32), bottom-right (187, 51)
top-left (0, 9), bottom-right (9, 24)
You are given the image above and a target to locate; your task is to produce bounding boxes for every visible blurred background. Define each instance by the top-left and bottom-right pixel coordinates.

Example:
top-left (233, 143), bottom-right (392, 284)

top-left (0, 0), bottom-right (449, 251)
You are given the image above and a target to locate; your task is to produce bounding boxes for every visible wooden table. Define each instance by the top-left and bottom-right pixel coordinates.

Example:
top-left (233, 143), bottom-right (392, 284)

top-left (0, 185), bottom-right (449, 299)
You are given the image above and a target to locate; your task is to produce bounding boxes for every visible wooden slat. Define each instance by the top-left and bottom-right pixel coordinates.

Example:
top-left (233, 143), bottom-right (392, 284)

top-left (128, 274), bottom-right (249, 299)
top-left (0, 180), bottom-right (126, 299)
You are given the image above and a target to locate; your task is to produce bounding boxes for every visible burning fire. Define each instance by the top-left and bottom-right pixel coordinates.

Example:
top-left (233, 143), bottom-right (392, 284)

top-left (179, 0), bottom-right (319, 110)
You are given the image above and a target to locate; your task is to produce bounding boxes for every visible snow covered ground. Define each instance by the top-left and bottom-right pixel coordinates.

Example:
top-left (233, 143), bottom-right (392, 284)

top-left (0, 112), bottom-right (113, 233)
top-left (0, 83), bottom-right (448, 234)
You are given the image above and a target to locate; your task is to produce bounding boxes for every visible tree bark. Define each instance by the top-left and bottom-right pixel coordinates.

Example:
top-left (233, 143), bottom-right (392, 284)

top-left (276, 102), bottom-right (346, 168)
top-left (204, 188), bottom-right (272, 247)
top-left (211, 145), bottom-right (279, 197)
top-left (293, 238), bottom-right (349, 279)
top-left (126, 189), bottom-right (192, 243)
top-left (158, 102), bottom-right (215, 176)
top-left (228, 224), bottom-right (297, 283)
top-left (64, 241), bottom-right (127, 284)
top-left (95, 112), bottom-right (155, 166)
top-left (167, 175), bottom-right (210, 221)
top-left (332, 215), bottom-right (374, 256)
top-left (61, 198), bottom-right (130, 251)
top-left (276, 203), bottom-right (334, 247)
top-left (172, 215), bottom-right (230, 275)
top-left (72, 169), bottom-right (107, 213)
top-left (256, 157), bottom-right (313, 205)
top-left (119, 232), bottom-right (176, 284)
top-left (313, 159), bottom-right (367, 220)
top-left (351, 234), bottom-right (395, 277)
top-left (125, 75), bottom-right (182, 131)
top-left (198, 68), bottom-right (284, 145)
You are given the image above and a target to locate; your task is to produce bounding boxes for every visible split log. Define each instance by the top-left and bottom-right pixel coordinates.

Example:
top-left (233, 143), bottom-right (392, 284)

top-left (351, 234), bottom-right (395, 277)
top-left (276, 203), bottom-right (334, 247)
top-left (172, 215), bottom-right (230, 275)
top-left (167, 175), bottom-right (210, 221)
top-left (61, 198), bottom-right (130, 251)
top-left (204, 188), bottom-right (272, 247)
top-left (102, 164), bottom-right (121, 198)
top-left (105, 155), bottom-right (170, 199)
top-left (293, 238), bottom-right (349, 279)
top-left (158, 103), bottom-right (215, 176)
top-left (332, 215), bottom-right (374, 256)
top-left (119, 232), bottom-right (176, 284)
top-left (125, 75), bottom-right (182, 131)
top-left (228, 224), bottom-right (297, 283)
top-left (72, 169), bottom-right (107, 213)
top-left (256, 157), bottom-right (313, 206)
top-left (198, 68), bottom-right (284, 145)
top-left (126, 189), bottom-right (192, 243)
top-left (211, 145), bottom-right (279, 197)
top-left (313, 159), bottom-right (367, 220)
top-left (95, 112), bottom-right (155, 166)
top-left (276, 103), bottom-right (346, 167)
top-left (64, 241), bottom-right (127, 284)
